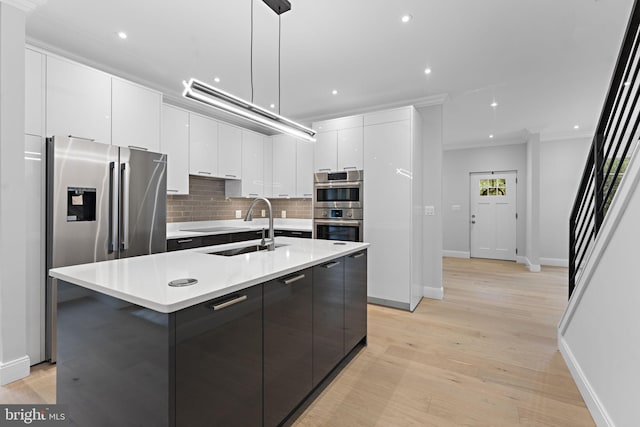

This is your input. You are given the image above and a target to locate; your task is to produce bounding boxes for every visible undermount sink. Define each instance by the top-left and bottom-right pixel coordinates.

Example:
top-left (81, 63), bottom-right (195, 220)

top-left (180, 226), bottom-right (251, 233)
top-left (208, 243), bottom-right (287, 257)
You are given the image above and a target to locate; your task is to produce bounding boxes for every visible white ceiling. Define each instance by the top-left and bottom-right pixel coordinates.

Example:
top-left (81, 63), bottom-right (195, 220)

top-left (25, 0), bottom-right (634, 147)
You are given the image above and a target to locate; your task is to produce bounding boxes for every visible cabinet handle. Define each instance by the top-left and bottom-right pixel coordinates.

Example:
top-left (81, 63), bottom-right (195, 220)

top-left (249, 193), bottom-right (259, 196)
top-left (278, 194), bottom-right (289, 197)
top-left (68, 135), bottom-right (95, 142)
top-left (290, 231), bottom-right (303, 236)
top-left (199, 171), bottom-right (212, 175)
top-left (281, 274), bottom-right (306, 285)
top-left (318, 168), bottom-right (332, 172)
top-left (210, 295), bottom-right (247, 311)
top-left (324, 261), bottom-right (341, 269)
top-left (350, 252), bottom-right (365, 259)
top-left (167, 189), bottom-right (179, 193)
top-left (128, 145), bottom-right (149, 151)
top-left (225, 174), bottom-right (237, 178)
top-left (343, 166), bottom-right (357, 170)
top-left (177, 239), bottom-right (193, 244)
top-left (304, 193), bottom-right (313, 197)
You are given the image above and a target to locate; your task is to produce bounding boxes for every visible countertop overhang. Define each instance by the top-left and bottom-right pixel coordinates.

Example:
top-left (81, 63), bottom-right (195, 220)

top-left (49, 237), bottom-right (368, 313)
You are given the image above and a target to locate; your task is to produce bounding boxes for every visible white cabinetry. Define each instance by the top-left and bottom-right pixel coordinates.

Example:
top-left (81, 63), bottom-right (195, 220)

top-left (296, 142), bottom-right (314, 198)
top-left (313, 115), bottom-right (363, 172)
top-left (272, 134), bottom-right (297, 198)
top-left (46, 55), bottom-right (111, 144)
top-left (217, 123), bottom-right (242, 179)
top-left (189, 113), bottom-right (218, 177)
top-left (226, 130), bottom-right (264, 197)
top-left (111, 78), bottom-right (161, 151)
top-left (263, 137), bottom-right (273, 197)
top-left (161, 104), bottom-right (190, 195)
top-left (364, 107), bottom-right (423, 311)
top-left (25, 49), bottom-right (44, 136)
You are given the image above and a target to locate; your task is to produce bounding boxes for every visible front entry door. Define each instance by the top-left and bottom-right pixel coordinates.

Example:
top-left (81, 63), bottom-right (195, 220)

top-left (470, 171), bottom-right (517, 261)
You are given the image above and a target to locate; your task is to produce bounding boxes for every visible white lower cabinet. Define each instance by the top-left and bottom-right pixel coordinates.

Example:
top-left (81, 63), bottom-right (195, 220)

top-left (111, 78), bottom-right (161, 151)
top-left (46, 55), bottom-right (112, 144)
top-left (189, 113), bottom-right (218, 177)
top-left (226, 130), bottom-right (264, 197)
top-left (364, 107), bottom-right (423, 311)
top-left (296, 141), bottom-right (314, 198)
top-left (161, 105), bottom-right (190, 195)
top-left (272, 135), bottom-right (297, 198)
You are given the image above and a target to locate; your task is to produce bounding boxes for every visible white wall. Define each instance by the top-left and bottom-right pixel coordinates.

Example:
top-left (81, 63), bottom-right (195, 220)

top-left (539, 137), bottom-right (592, 265)
top-left (559, 144), bottom-right (640, 426)
top-left (418, 105), bottom-right (443, 299)
top-left (442, 143), bottom-right (527, 258)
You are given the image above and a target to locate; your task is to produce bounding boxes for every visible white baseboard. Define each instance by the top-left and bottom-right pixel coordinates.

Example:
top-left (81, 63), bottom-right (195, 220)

top-left (540, 257), bottom-right (569, 267)
top-left (517, 256), bottom-right (541, 272)
top-left (558, 334), bottom-right (613, 427)
top-left (0, 355), bottom-right (30, 386)
top-left (442, 250), bottom-right (470, 259)
top-left (423, 286), bottom-right (444, 300)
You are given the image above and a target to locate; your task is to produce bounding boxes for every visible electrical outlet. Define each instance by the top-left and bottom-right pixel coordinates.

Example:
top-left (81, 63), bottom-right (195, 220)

top-left (235, 210), bottom-right (242, 219)
top-left (281, 210), bottom-right (287, 218)
top-left (261, 209), bottom-right (266, 217)
top-left (424, 206), bottom-right (435, 216)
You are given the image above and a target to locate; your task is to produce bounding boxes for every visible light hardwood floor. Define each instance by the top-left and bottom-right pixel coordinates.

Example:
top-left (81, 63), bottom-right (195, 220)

top-left (0, 258), bottom-right (593, 426)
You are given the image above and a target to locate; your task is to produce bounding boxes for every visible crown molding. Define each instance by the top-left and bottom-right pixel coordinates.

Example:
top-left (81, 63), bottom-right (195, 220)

top-left (540, 129), bottom-right (594, 142)
top-left (443, 139), bottom-right (527, 152)
top-left (1, 0), bottom-right (46, 12)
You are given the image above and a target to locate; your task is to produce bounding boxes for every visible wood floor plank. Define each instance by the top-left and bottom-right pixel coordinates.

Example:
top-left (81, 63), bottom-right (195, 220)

top-left (0, 258), bottom-right (594, 426)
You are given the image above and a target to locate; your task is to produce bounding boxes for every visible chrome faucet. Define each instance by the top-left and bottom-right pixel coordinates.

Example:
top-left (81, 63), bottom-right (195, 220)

top-left (244, 197), bottom-right (275, 251)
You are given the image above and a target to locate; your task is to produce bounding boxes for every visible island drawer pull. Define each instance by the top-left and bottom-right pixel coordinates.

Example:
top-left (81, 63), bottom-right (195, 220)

top-left (350, 252), bottom-right (365, 259)
top-left (324, 261), bottom-right (341, 269)
top-left (210, 295), bottom-right (248, 311)
top-left (177, 239), bottom-right (193, 244)
top-left (290, 231), bottom-right (303, 235)
top-left (282, 274), bottom-right (306, 285)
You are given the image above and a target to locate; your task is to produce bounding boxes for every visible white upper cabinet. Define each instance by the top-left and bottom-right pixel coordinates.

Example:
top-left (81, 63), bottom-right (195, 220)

top-left (46, 55), bottom-right (111, 144)
top-left (217, 123), bottom-right (242, 179)
top-left (312, 115), bottom-right (363, 172)
top-left (296, 141), bottom-right (314, 198)
top-left (272, 134), bottom-right (297, 198)
top-left (25, 49), bottom-right (44, 137)
top-left (225, 130), bottom-right (263, 198)
top-left (160, 104), bottom-right (190, 195)
top-left (111, 78), bottom-right (162, 151)
top-left (313, 131), bottom-right (337, 172)
top-left (189, 113), bottom-right (218, 177)
top-left (263, 136), bottom-right (273, 198)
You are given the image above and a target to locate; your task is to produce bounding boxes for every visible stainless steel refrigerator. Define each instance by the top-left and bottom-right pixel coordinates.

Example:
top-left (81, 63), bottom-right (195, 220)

top-left (45, 136), bottom-right (167, 361)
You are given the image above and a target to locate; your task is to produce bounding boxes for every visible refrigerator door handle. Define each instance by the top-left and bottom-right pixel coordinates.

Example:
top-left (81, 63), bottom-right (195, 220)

top-left (120, 163), bottom-right (129, 251)
top-left (108, 161), bottom-right (116, 253)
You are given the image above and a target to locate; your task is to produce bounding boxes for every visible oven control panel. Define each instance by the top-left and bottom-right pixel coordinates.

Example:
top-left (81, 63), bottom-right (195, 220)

top-left (314, 208), bottom-right (363, 220)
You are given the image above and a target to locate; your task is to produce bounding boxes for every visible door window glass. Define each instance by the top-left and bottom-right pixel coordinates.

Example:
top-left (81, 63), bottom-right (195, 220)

top-left (479, 178), bottom-right (507, 196)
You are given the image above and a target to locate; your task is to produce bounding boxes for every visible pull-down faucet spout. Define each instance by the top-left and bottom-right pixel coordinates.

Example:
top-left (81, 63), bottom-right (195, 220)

top-left (244, 197), bottom-right (275, 251)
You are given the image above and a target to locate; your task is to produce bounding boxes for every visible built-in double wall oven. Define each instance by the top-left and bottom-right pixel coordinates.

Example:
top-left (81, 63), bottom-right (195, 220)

top-left (313, 170), bottom-right (363, 242)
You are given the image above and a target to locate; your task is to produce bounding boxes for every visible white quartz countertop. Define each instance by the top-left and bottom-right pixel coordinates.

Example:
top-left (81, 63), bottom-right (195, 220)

top-left (166, 219), bottom-right (312, 239)
top-left (49, 237), bottom-right (368, 314)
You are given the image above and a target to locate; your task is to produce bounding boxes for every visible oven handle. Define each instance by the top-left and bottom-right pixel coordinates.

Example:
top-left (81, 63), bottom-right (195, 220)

top-left (314, 219), bottom-right (362, 226)
top-left (314, 181), bottom-right (361, 189)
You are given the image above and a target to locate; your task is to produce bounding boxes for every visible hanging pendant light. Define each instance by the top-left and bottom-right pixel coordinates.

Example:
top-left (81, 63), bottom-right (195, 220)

top-left (182, 0), bottom-right (315, 142)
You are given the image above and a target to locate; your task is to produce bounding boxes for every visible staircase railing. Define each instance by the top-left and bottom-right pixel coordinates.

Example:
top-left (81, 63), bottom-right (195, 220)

top-left (569, 1), bottom-right (640, 298)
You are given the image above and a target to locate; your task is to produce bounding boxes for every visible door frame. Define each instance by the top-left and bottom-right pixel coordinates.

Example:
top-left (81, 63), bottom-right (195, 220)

top-left (469, 170), bottom-right (518, 260)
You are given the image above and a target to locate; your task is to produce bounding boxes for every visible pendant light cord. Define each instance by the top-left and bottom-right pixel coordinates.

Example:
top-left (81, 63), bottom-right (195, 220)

top-left (278, 14), bottom-right (281, 115)
top-left (250, 0), bottom-right (254, 103)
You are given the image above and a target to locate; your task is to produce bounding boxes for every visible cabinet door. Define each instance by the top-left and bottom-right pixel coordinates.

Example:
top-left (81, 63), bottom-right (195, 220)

top-left (337, 126), bottom-right (364, 171)
top-left (241, 130), bottom-right (263, 196)
top-left (296, 141), bottom-right (314, 198)
top-left (272, 135), bottom-right (296, 198)
top-left (167, 237), bottom-right (203, 251)
top-left (189, 113), bottom-right (218, 177)
top-left (161, 105), bottom-right (189, 195)
top-left (25, 49), bottom-right (44, 137)
top-left (344, 250), bottom-right (367, 353)
top-left (176, 285), bottom-right (262, 427)
top-left (313, 130), bottom-right (337, 172)
top-left (313, 258), bottom-right (344, 386)
top-left (263, 136), bottom-right (273, 197)
top-left (218, 123), bottom-right (242, 179)
top-left (111, 78), bottom-right (161, 151)
top-left (264, 269), bottom-right (312, 427)
top-left (46, 55), bottom-right (111, 144)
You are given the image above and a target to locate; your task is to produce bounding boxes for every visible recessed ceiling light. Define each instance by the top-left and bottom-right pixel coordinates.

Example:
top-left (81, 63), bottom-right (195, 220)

top-left (489, 134), bottom-right (494, 139)
top-left (490, 101), bottom-right (498, 108)
top-left (270, 104), bottom-right (276, 109)
top-left (117, 31), bottom-right (128, 40)
top-left (214, 77), bottom-right (220, 83)
top-left (401, 14), bottom-right (412, 23)
top-left (424, 68), bottom-right (432, 75)
top-left (573, 125), bottom-right (580, 130)
top-left (332, 89), bottom-right (338, 95)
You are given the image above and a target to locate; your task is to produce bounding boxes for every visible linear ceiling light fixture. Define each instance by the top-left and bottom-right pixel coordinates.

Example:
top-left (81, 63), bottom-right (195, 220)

top-left (182, 0), bottom-right (315, 142)
top-left (183, 78), bottom-right (316, 142)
